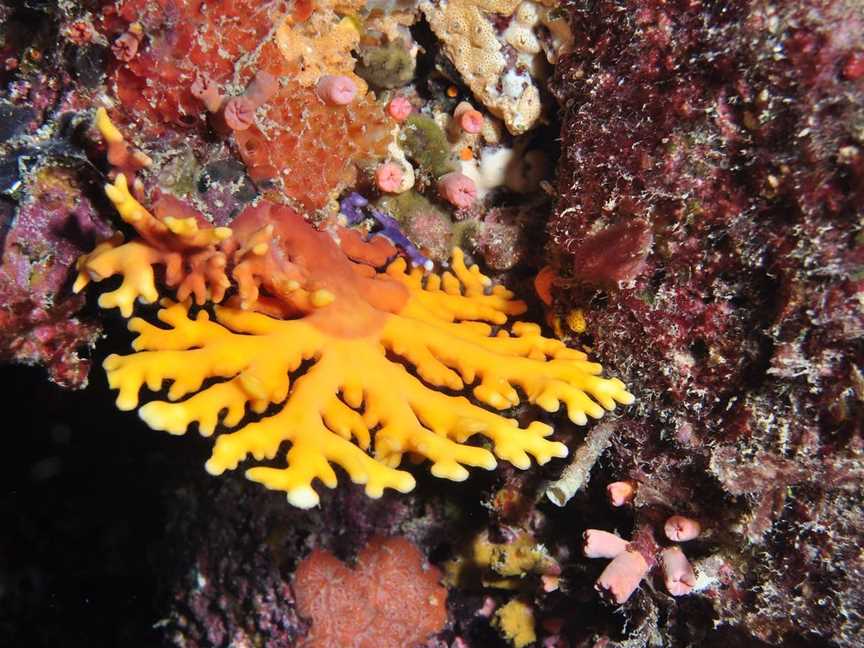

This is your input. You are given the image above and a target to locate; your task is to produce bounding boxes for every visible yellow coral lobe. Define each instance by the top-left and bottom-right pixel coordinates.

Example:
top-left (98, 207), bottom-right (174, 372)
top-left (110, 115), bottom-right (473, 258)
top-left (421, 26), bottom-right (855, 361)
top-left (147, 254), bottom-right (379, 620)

top-left (76, 237), bottom-right (163, 317)
top-left (311, 289), bottom-right (336, 308)
top-left (164, 216), bottom-right (199, 235)
top-left (95, 106), bottom-right (123, 144)
top-left (567, 308), bottom-right (587, 333)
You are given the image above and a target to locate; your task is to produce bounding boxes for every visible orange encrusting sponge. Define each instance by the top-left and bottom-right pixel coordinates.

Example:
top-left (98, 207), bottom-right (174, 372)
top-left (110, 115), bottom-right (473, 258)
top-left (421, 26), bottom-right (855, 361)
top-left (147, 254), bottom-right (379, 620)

top-left (234, 83), bottom-right (391, 210)
top-left (293, 536), bottom-right (448, 648)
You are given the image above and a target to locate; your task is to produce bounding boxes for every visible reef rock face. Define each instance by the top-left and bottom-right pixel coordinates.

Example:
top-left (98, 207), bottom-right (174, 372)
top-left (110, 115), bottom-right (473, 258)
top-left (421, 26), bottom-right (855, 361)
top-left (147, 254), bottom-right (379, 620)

top-left (0, 166), bottom-right (109, 388)
top-left (550, 1), bottom-right (863, 645)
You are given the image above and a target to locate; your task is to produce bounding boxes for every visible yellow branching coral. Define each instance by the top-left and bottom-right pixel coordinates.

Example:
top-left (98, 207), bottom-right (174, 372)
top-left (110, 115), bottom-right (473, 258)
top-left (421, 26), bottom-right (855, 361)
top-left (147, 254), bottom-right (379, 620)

top-left (77, 110), bottom-right (634, 508)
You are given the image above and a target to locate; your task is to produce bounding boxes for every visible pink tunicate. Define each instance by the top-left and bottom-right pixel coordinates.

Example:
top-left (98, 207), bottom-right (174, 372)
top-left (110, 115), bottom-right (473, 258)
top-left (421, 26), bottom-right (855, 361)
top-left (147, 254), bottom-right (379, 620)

top-left (660, 546), bottom-right (696, 596)
top-left (438, 172), bottom-right (477, 209)
top-left (246, 71), bottom-right (278, 107)
top-left (583, 529), bottom-right (628, 559)
top-left (112, 32), bottom-right (139, 62)
top-left (316, 75), bottom-right (357, 106)
top-left (541, 574), bottom-right (560, 592)
top-left (375, 163), bottom-right (404, 193)
top-left (595, 550), bottom-right (650, 604)
top-left (387, 95), bottom-right (412, 122)
top-left (458, 108), bottom-right (484, 134)
top-left (607, 481), bottom-right (636, 506)
top-left (664, 515), bottom-right (701, 542)
top-left (191, 74), bottom-right (223, 113)
top-left (224, 97), bottom-right (255, 131)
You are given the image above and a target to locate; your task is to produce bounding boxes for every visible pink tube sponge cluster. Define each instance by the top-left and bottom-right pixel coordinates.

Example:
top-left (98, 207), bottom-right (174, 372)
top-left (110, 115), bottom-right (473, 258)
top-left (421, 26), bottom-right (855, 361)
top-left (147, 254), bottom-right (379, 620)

top-left (596, 550), bottom-right (651, 604)
top-left (607, 480), bottom-right (636, 506)
top-left (222, 71), bottom-right (280, 131)
top-left (664, 515), bottom-right (701, 542)
top-left (583, 530), bottom-right (628, 559)
top-left (660, 546), bottom-right (696, 596)
top-left (584, 493), bottom-right (703, 604)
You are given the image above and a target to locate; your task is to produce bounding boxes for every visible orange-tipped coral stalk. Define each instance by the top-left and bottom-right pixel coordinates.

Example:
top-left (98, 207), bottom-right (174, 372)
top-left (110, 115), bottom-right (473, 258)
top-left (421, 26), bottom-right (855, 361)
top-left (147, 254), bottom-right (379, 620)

top-left (95, 107), bottom-right (151, 177)
top-left (75, 110), bottom-right (232, 315)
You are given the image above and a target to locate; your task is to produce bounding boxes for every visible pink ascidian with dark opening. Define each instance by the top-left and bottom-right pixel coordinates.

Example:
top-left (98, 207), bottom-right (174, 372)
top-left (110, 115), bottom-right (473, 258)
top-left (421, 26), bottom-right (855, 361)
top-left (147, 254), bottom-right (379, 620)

top-left (375, 163), bottom-right (404, 193)
top-left (387, 95), bottom-right (412, 122)
top-left (454, 101), bottom-right (484, 134)
top-left (438, 172), bottom-right (477, 209)
top-left (224, 97), bottom-right (255, 131)
top-left (316, 75), bottom-right (357, 106)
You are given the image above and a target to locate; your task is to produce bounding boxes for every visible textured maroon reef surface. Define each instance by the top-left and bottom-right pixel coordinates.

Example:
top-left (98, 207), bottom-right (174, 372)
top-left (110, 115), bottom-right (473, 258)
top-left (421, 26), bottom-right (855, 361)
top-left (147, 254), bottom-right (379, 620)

top-left (0, 165), bottom-right (110, 388)
top-left (0, 5), bottom-right (112, 389)
top-left (3, 1), bottom-right (864, 647)
top-left (548, 1), bottom-right (863, 645)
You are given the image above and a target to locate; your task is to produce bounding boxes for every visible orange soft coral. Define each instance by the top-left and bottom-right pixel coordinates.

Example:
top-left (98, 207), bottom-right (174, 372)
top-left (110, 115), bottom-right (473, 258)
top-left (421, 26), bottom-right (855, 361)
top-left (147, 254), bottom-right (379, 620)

top-left (293, 536), bottom-right (448, 648)
top-left (76, 110), bottom-right (633, 508)
top-left (75, 111), bottom-right (234, 314)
